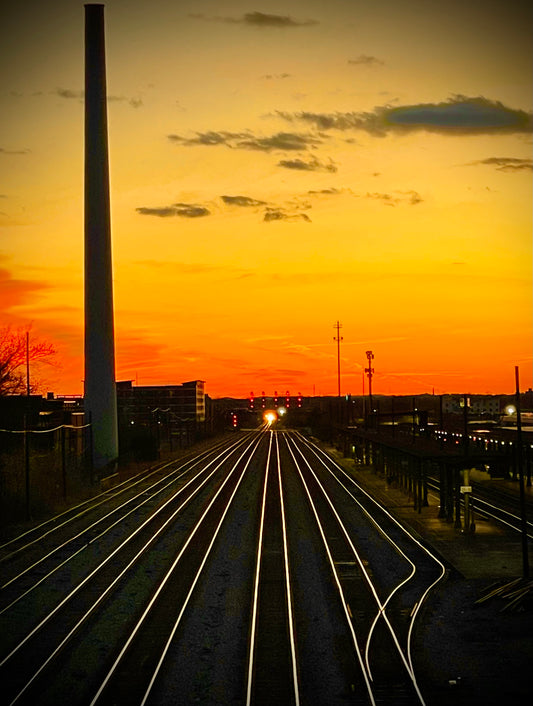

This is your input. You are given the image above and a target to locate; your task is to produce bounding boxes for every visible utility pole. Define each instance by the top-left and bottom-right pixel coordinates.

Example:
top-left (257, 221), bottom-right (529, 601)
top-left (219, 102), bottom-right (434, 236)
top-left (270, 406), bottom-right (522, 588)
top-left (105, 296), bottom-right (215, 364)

top-left (26, 331), bottom-right (30, 398)
top-left (462, 393), bottom-right (475, 533)
top-left (515, 366), bottom-right (530, 579)
top-left (333, 321), bottom-right (343, 397)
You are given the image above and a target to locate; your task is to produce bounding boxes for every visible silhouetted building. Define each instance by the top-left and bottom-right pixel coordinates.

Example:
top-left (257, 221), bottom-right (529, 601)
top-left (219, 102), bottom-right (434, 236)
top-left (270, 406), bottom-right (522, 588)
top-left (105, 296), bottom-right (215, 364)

top-left (0, 394), bottom-right (84, 430)
top-left (116, 380), bottom-right (205, 426)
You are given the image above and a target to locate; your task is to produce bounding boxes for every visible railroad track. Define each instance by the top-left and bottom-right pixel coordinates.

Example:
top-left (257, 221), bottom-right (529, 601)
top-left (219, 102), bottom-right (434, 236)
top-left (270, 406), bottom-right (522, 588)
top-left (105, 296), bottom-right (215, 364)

top-left (0, 429), bottom-right (446, 705)
top-left (0, 431), bottom-right (263, 705)
top-left (426, 476), bottom-right (533, 539)
top-left (283, 433), bottom-right (445, 705)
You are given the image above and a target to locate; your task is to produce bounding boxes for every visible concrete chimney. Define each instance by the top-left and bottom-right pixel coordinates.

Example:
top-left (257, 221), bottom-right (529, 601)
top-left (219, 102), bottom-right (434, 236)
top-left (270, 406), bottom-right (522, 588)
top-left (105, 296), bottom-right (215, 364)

top-left (84, 3), bottom-right (118, 470)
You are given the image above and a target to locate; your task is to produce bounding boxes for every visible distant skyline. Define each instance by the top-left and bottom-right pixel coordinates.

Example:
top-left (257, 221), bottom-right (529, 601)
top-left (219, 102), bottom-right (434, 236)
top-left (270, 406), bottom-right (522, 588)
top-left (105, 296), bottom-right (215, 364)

top-left (1, 0), bottom-right (531, 397)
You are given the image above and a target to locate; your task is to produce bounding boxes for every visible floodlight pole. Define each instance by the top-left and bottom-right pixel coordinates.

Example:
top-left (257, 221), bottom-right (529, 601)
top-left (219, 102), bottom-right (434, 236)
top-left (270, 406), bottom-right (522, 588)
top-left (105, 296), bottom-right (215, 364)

top-left (365, 350), bottom-right (374, 411)
top-left (333, 321), bottom-right (343, 397)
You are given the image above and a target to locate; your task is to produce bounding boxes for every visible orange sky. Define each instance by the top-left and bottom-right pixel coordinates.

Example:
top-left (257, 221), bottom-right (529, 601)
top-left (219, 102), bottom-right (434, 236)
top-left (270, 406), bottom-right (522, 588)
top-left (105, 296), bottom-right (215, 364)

top-left (1, 0), bottom-right (532, 398)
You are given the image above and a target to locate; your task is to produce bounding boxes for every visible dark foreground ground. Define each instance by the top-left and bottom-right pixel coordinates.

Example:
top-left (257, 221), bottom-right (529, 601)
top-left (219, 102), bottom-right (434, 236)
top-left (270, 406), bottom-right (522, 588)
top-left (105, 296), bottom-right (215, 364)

top-left (2, 437), bottom-right (532, 705)
top-left (336, 451), bottom-right (533, 706)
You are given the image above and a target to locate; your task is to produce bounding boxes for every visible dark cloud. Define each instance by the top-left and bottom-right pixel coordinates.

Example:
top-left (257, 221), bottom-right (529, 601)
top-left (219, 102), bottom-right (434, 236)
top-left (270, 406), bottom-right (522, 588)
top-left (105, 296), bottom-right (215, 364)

top-left (108, 95), bottom-right (143, 108)
top-left (136, 203), bottom-right (210, 218)
top-left (221, 195), bottom-right (267, 207)
top-left (263, 207), bottom-right (311, 223)
top-left (168, 130), bottom-right (322, 152)
top-left (56, 87), bottom-right (84, 100)
top-left (55, 88), bottom-right (143, 108)
top-left (404, 190), bottom-right (423, 205)
top-left (366, 192), bottom-right (396, 206)
top-left (174, 204), bottom-right (210, 217)
top-left (167, 130), bottom-right (250, 147)
top-left (468, 157), bottom-right (533, 171)
top-left (348, 55), bottom-right (384, 67)
top-left (261, 73), bottom-right (291, 80)
top-left (277, 96), bottom-right (533, 136)
top-left (0, 147), bottom-right (29, 155)
top-left (278, 157), bottom-right (337, 172)
top-left (189, 12), bottom-right (318, 27)
top-left (307, 188), bottom-right (350, 196)
top-left (365, 190), bottom-right (423, 206)
top-left (136, 207), bottom-right (177, 217)
top-left (236, 132), bottom-right (322, 152)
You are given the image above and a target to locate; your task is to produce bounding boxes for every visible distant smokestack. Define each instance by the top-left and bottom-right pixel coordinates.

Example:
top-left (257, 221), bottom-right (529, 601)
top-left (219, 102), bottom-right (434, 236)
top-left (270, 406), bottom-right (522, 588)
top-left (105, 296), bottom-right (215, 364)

top-left (84, 3), bottom-right (118, 470)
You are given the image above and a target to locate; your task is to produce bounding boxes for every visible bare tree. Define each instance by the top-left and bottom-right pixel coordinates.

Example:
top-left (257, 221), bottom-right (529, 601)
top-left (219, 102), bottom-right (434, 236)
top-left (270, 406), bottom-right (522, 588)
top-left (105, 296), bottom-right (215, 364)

top-left (0, 325), bottom-right (56, 396)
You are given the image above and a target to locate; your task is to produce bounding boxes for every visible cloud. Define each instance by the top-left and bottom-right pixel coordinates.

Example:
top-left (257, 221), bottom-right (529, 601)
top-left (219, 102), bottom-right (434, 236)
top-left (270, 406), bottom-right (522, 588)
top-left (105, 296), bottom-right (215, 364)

top-left (108, 95), bottom-right (143, 108)
top-left (261, 73), bottom-right (291, 80)
top-left (307, 187), bottom-right (343, 195)
top-left (56, 88), bottom-right (84, 100)
top-left (221, 195), bottom-right (267, 207)
top-left (54, 88), bottom-right (143, 108)
top-left (263, 207), bottom-right (311, 223)
top-left (136, 206), bottom-right (178, 218)
top-left (276, 95), bottom-right (533, 136)
top-left (174, 203), bottom-right (211, 217)
top-left (236, 132), bottom-right (322, 152)
top-left (136, 203), bottom-right (210, 218)
top-left (348, 55), bottom-right (384, 67)
top-left (136, 195), bottom-right (312, 224)
top-left (167, 130), bottom-right (250, 146)
top-left (277, 157), bottom-right (337, 172)
top-left (365, 190), bottom-right (423, 206)
top-left (0, 147), bottom-right (29, 155)
top-left (168, 130), bottom-right (323, 152)
top-left (468, 157), bottom-right (533, 171)
top-left (189, 12), bottom-right (318, 28)
top-left (402, 190), bottom-right (423, 205)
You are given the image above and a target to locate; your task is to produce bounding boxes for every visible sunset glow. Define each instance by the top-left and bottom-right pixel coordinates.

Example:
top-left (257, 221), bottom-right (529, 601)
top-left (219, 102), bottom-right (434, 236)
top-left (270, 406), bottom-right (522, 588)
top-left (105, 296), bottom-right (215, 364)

top-left (1, 0), bottom-right (531, 398)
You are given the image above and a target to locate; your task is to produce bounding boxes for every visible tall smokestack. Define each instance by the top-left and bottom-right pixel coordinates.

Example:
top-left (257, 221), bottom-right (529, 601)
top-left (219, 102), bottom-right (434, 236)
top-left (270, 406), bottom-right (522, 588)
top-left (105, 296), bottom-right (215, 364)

top-left (84, 3), bottom-right (118, 470)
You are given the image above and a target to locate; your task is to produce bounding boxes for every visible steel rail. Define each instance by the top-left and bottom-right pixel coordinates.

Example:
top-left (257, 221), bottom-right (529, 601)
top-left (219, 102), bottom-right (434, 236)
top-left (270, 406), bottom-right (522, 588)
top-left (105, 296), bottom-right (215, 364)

top-left (5, 432), bottom-right (260, 706)
top-left (285, 434), bottom-right (424, 701)
top-left (426, 477), bottom-right (533, 539)
top-left (1, 432), bottom-right (256, 685)
top-left (0, 434), bottom-right (255, 619)
top-left (0, 433), bottom-right (243, 559)
top-left (139, 432), bottom-right (266, 706)
top-left (275, 432), bottom-right (301, 706)
top-left (283, 434), bottom-right (377, 706)
top-left (295, 433), bottom-right (446, 682)
top-left (290, 434), bottom-right (422, 674)
top-left (0, 433), bottom-right (252, 600)
top-left (246, 431), bottom-right (273, 706)
top-left (90, 432), bottom-right (264, 706)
